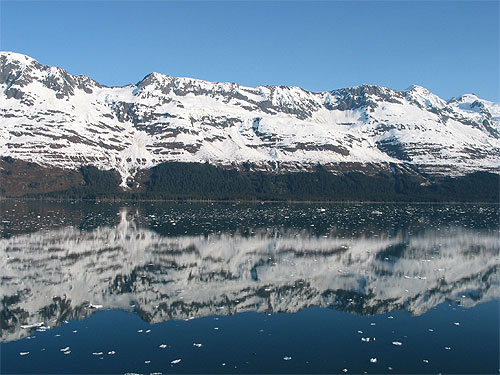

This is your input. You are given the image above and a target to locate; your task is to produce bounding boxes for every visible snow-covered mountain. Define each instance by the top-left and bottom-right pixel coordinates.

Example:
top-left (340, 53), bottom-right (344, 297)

top-left (1, 51), bottom-right (499, 186)
top-left (1, 207), bottom-right (498, 342)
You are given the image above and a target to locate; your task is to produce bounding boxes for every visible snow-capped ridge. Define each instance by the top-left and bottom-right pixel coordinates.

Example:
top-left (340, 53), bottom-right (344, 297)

top-left (0, 51), bottom-right (499, 186)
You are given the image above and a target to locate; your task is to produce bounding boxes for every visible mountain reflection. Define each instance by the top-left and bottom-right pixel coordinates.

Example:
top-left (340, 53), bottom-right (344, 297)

top-left (1, 205), bottom-right (498, 342)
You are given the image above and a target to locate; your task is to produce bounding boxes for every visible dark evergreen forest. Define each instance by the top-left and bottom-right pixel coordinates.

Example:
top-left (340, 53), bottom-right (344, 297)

top-left (35, 163), bottom-right (500, 202)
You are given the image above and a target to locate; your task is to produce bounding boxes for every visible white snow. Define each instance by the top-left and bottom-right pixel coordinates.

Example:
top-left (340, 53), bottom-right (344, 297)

top-left (0, 51), bottom-right (499, 185)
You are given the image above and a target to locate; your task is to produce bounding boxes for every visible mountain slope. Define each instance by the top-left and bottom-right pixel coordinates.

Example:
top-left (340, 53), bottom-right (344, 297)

top-left (1, 51), bottom-right (499, 187)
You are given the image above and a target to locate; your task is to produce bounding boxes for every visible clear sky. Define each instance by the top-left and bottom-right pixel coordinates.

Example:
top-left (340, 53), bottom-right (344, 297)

top-left (1, 1), bottom-right (498, 101)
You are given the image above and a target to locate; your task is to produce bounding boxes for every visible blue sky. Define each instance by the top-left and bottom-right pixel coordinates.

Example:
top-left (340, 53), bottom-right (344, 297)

top-left (1, 1), bottom-right (498, 101)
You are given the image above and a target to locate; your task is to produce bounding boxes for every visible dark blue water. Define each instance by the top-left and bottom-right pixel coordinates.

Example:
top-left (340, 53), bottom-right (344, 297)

top-left (1, 201), bottom-right (499, 374)
top-left (2, 301), bottom-right (499, 374)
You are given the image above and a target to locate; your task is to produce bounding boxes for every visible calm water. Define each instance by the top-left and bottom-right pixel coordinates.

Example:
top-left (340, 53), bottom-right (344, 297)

top-left (1, 200), bottom-right (499, 374)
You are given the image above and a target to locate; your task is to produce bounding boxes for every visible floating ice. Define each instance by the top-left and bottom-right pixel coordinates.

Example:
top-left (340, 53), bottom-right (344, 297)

top-left (21, 322), bottom-right (43, 329)
top-left (159, 344), bottom-right (167, 348)
top-left (361, 337), bottom-right (370, 342)
top-left (342, 369), bottom-right (348, 373)
top-left (370, 358), bottom-right (377, 363)
top-left (92, 352), bottom-right (104, 355)
top-left (193, 343), bottom-right (203, 347)
top-left (444, 346), bottom-right (451, 350)
top-left (19, 352), bottom-right (29, 356)
top-left (171, 359), bottom-right (181, 364)
top-left (423, 359), bottom-right (429, 363)
top-left (145, 360), bottom-right (151, 364)
top-left (283, 356), bottom-right (292, 361)
top-left (454, 322), bottom-right (460, 326)
top-left (63, 351), bottom-right (71, 355)
top-left (392, 341), bottom-right (402, 346)
top-left (60, 347), bottom-right (70, 352)
top-left (108, 351), bottom-right (116, 355)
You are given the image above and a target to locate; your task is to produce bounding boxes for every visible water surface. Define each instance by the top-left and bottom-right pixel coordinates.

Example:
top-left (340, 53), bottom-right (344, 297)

top-left (1, 201), bottom-right (499, 373)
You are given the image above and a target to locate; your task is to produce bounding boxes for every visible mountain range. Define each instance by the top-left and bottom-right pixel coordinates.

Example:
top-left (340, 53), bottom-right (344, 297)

top-left (0, 51), bottom-right (499, 198)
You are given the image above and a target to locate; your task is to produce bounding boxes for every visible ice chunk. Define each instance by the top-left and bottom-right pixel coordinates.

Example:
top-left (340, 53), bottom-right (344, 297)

top-left (21, 322), bottom-right (43, 329)
top-left (283, 356), bottom-right (292, 361)
top-left (60, 347), bottom-right (70, 352)
top-left (171, 359), bottom-right (182, 364)
top-left (19, 352), bottom-right (29, 356)
top-left (392, 341), bottom-right (402, 346)
top-left (159, 344), bottom-right (167, 348)
top-left (92, 352), bottom-right (104, 355)
top-left (370, 358), bottom-right (377, 363)
top-left (108, 351), bottom-right (116, 355)
top-left (193, 343), bottom-right (202, 347)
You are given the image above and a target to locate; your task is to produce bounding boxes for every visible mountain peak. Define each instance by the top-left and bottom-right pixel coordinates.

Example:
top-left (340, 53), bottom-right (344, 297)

top-left (0, 51), bottom-right (499, 185)
top-left (0, 51), bottom-right (37, 66)
top-left (404, 84), bottom-right (447, 109)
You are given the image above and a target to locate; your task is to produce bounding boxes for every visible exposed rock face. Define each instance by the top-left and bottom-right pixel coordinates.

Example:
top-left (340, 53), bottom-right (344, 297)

top-left (1, 51), bottom-right (499, 187)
